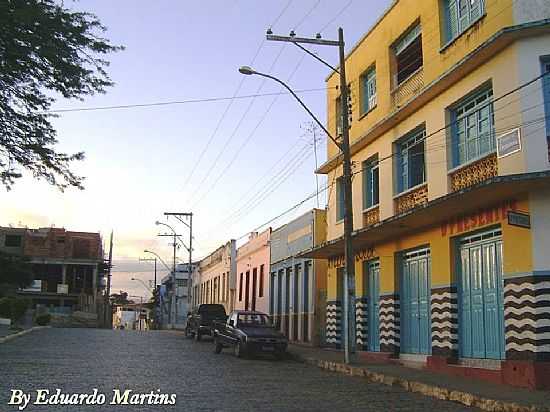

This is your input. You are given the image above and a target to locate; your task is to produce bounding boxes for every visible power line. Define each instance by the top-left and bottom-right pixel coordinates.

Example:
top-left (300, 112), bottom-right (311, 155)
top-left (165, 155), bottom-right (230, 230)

top-left (191, 53), bottom-right (309, 209)
top-left (270, 0), bottom-right (294, 30)
top-left (318, 0), bottom-right (353, 34)
top-left (177, 0), bottom-right (295, 199)
top-left (293, 0), bottom-right (321, 31)
top-left (187, 43), bottom-right (289, 206)
top-left (43, 88), bottom-right (330, 114)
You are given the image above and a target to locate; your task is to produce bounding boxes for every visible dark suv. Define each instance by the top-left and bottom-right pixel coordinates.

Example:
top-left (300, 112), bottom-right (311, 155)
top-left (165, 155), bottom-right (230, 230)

top-left (185, 304), bottom-right (227, 341)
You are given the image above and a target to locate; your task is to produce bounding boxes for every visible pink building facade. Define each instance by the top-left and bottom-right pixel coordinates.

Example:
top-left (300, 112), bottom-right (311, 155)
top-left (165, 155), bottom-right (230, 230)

top-left (234, 229), bottom-right (270, 313)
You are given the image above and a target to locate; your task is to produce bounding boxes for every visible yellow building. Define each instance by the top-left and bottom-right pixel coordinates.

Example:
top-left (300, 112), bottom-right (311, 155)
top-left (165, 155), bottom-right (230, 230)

top-left (303, 0), bottom-right (550, 389)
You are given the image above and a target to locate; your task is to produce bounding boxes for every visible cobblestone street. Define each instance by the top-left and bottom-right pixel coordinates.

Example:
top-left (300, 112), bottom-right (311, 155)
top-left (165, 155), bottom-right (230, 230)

top-left (0, 328), bottom-right (479, 411)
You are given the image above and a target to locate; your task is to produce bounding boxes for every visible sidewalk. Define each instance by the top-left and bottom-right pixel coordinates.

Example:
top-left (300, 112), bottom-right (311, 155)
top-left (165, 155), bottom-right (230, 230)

top-left (288, 344), bottom-right (550, 412)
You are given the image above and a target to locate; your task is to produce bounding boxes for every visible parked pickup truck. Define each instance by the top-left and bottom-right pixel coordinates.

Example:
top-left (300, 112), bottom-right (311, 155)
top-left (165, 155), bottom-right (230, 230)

top-left (185, 304), bottom-right (227, 341)
top-left (212, 310), bottom-right (288, 359)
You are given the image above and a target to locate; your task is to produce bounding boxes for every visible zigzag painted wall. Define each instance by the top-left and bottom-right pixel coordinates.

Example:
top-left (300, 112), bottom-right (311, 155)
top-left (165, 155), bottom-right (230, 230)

top-left (504, 275), bottom-right (550, 361)
top-left (326, 300), bottom-right (341, 348)
top-left (356, 297), bottom-right (368, 350)
top-left (431, 286), bottom-right (458, 358)
top-left (379, 295), bottom-right (399, 353)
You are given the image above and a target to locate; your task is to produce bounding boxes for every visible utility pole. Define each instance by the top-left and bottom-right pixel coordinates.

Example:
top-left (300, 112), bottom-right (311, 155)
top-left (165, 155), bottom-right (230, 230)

top-left (264, 27), bottom-right (356, 363)
top-left (105, 230), bottom-right (114, 329)
top-left (337, 27), bottom-right (357, 363)
top-left (139, 257), bottom-right (157, 288)
top-left (163, 212), bottom-right (193, 311)
top-left (157, 232), bottom-right (179, 327)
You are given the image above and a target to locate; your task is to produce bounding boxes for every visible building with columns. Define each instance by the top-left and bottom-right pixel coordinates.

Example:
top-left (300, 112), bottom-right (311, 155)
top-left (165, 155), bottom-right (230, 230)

top-left (270, 209), bottom-right (327, 346)
top-left (300, 0), bottom-right (550, 389)
top-left (1, 226), bottom-right (104, 314)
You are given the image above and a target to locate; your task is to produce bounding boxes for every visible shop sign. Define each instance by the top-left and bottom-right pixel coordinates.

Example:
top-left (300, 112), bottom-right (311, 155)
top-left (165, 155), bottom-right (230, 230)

top-left (440, 200), bottom-right (518, 237)
top-left (508, 211), bottom-right (531, 229)
top-left (328, 247), bottom-right (376, 268)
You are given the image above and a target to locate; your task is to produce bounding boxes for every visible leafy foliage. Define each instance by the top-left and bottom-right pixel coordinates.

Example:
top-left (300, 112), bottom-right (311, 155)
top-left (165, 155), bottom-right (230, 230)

top-left (35, 312), bottom-right (51, 325)
top-left (0, 0), bottom-right (123, 190)
top-left (0, 251), bottom-right (33, 292)
top-left (110, 291), bottom-right (133, 305)
top-left (0, 296), bottom-right (30, 321)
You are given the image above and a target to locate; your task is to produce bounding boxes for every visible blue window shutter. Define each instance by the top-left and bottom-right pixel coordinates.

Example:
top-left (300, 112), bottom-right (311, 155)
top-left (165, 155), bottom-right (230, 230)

top-left (446, 0), bottom-right (459, 42)
top-left (470, 0), bottom-right (482, 21)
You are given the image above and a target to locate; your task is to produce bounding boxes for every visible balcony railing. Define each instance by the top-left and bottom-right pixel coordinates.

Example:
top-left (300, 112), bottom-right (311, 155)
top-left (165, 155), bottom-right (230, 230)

top-left (394, 184), bottom-right (429, 214)
top-left (450, 153), bottom-right (498, 192)
top-left (391, 68), bottom-right (424, 109)
top-left (363, 206), bottom-right (380, 228)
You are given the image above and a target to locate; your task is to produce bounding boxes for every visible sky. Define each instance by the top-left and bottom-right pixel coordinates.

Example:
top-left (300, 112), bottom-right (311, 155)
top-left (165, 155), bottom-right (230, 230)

top-left (1, 0), bottom-right (392, 299)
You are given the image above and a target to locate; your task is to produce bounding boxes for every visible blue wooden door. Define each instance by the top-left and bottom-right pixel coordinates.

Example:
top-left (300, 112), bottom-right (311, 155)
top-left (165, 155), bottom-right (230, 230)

top-left (459, 229), bottom-right (505, 360)
top-left (401, 249), bottom-right (431, 355)
top-left (367, 260), bottom-right (380, 352)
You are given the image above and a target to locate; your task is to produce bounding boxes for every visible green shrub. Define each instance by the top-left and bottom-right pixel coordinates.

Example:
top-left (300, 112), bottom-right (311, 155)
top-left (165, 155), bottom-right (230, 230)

top-left (0, 297), bottom-right (11, 318)
top-left (0, 297), bottom-right (30, 321)
top-left (35, 313), bottom-right (51, 326)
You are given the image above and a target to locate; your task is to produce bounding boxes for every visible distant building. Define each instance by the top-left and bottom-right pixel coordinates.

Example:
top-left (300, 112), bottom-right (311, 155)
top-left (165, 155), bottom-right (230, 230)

top-left (113, 303), bottom-right (148, 330)
top-left (270, 209), bottom-right (327, 346)
top-left (159, 262), bottom-right (196, 329)
top-left (0, 226), bottom-right (104, 315)
top-left (194, 240), bottom-right (237, 314)
top-left (235, 229), bottom-right (271, 313)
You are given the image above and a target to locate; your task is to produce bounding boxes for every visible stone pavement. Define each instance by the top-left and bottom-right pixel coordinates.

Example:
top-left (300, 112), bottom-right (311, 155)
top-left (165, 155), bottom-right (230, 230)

top-left (288, 344), bottom-right (550, 412)
top-left (1, 328), bottom-right (481, 411)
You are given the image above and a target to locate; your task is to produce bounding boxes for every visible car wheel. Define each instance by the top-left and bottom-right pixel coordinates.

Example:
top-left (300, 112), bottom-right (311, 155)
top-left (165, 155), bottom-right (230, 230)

top-left (214, 338), bottom-right (223, 354)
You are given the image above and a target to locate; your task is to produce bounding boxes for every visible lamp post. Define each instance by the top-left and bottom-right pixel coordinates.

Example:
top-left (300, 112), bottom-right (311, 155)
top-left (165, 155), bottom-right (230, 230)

top-left (155, 221), bottom-right (179, 328)
top-left (238, 27), bottom-right (356, 364)
top-left (131, 277), bottom-right (152, 295)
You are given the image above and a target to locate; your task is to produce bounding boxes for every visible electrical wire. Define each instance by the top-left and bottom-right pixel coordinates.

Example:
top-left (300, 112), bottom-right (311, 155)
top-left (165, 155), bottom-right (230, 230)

top-left (191, 52), bottom-right (309, 209)
top-left (44, 88), bottom-right (332, 114)
top-left (177, 0), bottom-right (296, 199)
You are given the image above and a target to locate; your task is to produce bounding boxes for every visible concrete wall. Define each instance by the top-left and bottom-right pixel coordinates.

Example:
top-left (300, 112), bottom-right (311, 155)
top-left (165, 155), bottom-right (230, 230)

top-left (0, 227), bottom-right (25, 255)
top-left (514, 35), bottom-right (550, 173)
top-left (513, 0), bottom-right (550, 24)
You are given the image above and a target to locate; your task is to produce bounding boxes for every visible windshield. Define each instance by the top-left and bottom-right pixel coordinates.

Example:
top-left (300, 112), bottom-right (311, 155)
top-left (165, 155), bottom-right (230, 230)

top-left (237, 313), bottom-right (272, 327)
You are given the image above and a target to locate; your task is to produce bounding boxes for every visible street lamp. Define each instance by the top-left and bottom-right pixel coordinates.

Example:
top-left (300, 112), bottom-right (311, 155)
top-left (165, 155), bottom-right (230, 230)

top-left (238, 66), bottom-right (339, 148)
top-left (239, 27), bottom-right (356, 364)
top-left (143, 250), bottom-right (171, 272)
top-left (131, 277), bottom-right (152, 295)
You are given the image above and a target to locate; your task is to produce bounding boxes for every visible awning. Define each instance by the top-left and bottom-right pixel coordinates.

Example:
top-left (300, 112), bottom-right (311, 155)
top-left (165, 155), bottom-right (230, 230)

top-left (299, 171), bottom-right (550, 259)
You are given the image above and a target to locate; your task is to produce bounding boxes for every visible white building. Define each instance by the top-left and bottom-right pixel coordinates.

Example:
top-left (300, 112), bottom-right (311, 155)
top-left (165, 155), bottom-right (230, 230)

top-left (159, 262), bottom-right (196, 329)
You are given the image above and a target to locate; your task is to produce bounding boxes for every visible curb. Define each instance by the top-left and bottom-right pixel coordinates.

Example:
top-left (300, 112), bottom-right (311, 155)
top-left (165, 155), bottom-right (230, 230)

top-left (0, 326), bottom-right (49, 344)
top-left (291, 353), bottom-right (549, 412)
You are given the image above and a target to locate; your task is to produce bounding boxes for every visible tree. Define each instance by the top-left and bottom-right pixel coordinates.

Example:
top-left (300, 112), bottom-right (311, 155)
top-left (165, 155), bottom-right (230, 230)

top-left (110, 291), bottom-right (133, 306)
top-left (0, 0), bottom-right (123, 191)
top-left (0, 252), bottom-right (34, 297)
